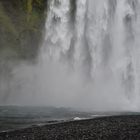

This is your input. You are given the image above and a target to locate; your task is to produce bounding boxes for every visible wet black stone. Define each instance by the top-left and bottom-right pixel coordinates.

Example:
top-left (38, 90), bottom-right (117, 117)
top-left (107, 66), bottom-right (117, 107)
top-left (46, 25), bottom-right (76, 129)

top-left (0, 115), bottom-right (140, 140)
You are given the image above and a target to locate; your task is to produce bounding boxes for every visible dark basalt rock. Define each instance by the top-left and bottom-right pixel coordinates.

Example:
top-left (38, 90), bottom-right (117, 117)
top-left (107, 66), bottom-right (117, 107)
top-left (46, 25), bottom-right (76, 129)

top-left (0, 115), bottom-right (140, 140)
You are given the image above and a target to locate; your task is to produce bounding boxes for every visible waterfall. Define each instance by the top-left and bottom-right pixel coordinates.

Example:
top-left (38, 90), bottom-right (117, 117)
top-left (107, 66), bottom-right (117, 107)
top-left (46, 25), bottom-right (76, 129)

top-left (2, 0), bottom-right (140, 111)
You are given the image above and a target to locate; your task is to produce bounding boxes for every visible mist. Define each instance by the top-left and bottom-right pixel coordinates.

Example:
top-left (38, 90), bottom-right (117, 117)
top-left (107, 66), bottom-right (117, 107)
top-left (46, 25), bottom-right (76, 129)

top-left (0, 58), bottom-right (131, 111)
top-left (1, 0), bottom-right (140, 112)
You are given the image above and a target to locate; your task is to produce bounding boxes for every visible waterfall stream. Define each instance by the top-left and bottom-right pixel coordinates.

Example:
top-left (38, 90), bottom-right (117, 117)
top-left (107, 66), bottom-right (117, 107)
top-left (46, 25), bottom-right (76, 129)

top-left (2, 0), bottom-right (140, 111)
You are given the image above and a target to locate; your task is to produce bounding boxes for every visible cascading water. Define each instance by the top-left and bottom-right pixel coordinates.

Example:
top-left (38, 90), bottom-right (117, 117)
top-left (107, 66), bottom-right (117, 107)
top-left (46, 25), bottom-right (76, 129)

top-left (1, 0), bottom-right (140, 111)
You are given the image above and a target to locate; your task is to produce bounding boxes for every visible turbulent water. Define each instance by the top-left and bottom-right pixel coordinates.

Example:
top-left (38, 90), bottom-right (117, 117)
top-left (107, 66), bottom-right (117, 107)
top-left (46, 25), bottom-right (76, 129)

top-left (1, 0), bottom-right (140, 111)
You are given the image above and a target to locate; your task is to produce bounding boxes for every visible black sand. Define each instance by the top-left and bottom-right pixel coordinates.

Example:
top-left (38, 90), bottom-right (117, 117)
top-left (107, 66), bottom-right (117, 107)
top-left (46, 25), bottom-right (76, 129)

top-left (0, 115), bottom-right (140, 140)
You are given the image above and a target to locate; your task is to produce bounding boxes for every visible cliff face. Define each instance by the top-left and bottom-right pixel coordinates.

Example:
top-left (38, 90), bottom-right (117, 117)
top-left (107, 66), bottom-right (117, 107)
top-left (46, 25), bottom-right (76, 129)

top-left (0, 0), bottom-right (47, 60)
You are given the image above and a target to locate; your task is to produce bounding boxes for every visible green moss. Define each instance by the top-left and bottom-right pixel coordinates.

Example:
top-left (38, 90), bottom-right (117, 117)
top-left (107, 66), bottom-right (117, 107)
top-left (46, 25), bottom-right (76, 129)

top-left (0, 0), bottom-right (47, 60)
top-left (27, 0), bottom-right (33, 22)
top-left (0, 3), bottom-right (17, 37)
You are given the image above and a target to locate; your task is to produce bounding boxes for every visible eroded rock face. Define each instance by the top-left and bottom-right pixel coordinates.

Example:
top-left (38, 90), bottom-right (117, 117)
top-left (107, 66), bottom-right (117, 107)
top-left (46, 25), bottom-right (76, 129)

top-left (0, 1), bottom-right (48, 104)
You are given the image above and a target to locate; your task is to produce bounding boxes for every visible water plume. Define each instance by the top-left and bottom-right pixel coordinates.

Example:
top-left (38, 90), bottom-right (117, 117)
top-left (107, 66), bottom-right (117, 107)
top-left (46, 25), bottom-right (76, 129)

top-left (1, 0), bottom-right (140, 111)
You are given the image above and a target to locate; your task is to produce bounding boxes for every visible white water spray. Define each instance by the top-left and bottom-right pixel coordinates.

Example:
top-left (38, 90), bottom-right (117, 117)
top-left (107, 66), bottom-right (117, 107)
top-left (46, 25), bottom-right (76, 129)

top-left (2, 0), bottom-right (140, 111)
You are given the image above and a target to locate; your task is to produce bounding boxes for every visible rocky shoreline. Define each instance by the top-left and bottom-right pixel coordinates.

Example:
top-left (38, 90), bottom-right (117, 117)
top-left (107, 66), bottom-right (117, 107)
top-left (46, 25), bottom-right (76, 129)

top-left (0, 115), bottom-right (140, 140)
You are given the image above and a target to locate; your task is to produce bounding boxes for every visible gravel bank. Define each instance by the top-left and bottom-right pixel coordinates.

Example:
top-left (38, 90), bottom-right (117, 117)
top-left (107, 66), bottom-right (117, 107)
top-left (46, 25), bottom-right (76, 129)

top-left (0, 115), bottom-right (140, 140)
